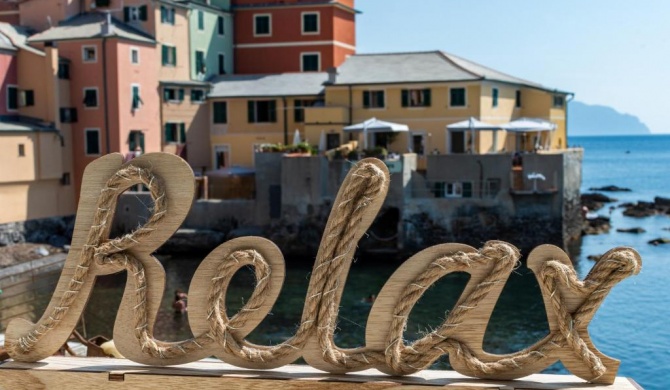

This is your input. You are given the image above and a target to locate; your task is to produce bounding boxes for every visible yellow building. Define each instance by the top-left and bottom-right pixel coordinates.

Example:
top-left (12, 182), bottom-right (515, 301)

top-left (207, 51), bottom-right (570, 169)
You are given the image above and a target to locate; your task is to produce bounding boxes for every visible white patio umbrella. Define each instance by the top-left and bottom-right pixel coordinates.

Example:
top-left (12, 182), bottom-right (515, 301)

top-left (503, 118), bottom-right (556, 151)
top-left (343, 117), bottom-right (409, 149)
top-left (318, 130), bottom-right (327, 152)
top-left (292, 129), bottom-right (301, 146)
top-left (446, 117), bottom-right (505, 153)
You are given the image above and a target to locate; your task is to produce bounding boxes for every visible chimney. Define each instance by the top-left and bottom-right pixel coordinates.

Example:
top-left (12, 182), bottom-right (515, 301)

top-left (101, 12), bottom-right (115, 36)
top-left (327, 67), bottom-right (338, 84)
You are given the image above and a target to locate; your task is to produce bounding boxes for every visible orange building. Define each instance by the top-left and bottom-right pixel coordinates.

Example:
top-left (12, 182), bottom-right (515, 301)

top-left (28, 13), bottom-right (161, 194)
top-left (232, 0), bottom-right (357, 74)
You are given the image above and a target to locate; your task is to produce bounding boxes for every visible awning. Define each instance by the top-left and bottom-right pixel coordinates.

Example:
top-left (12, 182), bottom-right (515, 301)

top-left (343, 117), bottom-right (409, 134)
top-left (503, 118), bottom-right (556, 133)
top-left (446, 117), bottom-right (504, 131)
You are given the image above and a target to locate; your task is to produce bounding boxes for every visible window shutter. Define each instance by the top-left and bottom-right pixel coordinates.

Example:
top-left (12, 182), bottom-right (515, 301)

top-left (139, 131), bottom-right (145, 151)
top-left (139, 5), bottom-right (148, 21)
top-left (170, 9), bottom-right (175, 24)
top-left (163, 88), bottom-right (170, 101)
top-left (171, 47), bottom-right (177, 66)
top-left (179, 123), bottom-right (186, 143)
top-left (161, 45), bottom-right (167, 65)
top-left (363, 91), bottom-right (370, 108)
top-left (378, 92), bottom-right (385, 108)
top-left (160, 6), bottom-right (166, 23)
top-left (269, 100), bottom-right (277, 122)
top-left (247, 101), bottom-right (255, 123)
top-left (71, 108), bottom-right (78, 122)
top-left (424, 89), bottom-right (431, 106)
top-left (401, 90), bottom-right (408, 107)
top-left (178, 89), bottom-right (184, 101)
top-left (123, 7), bottom-right (130, 22)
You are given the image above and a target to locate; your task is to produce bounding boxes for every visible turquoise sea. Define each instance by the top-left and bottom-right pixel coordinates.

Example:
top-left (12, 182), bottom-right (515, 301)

top-left (568, 134), bottom-right (670, 389)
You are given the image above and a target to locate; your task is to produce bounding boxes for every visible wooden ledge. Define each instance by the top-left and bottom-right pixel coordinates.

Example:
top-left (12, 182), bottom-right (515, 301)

top-left (0, 357), bottom-right (641, 389)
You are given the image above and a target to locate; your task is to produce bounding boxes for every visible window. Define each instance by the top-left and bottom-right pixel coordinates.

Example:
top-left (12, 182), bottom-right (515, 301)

top-left (58, 62), bottom-right (70, 79)
top-left (161, 45), bottom-right (176, 66)
top-left (82, 45), bottom-right (97, 63)
top-left (437, 182), bottom-right (473, 198)
top-left (213, 101), bottom-right (227, 123)
top-left (191, 89), bottom-right (206, 103)
top-left (124, 5), bottom-right (148, 22)
top-left (161, 6), bottom-right (175, 24)
top-left (254, 14), bottom-right (271, 36)
top-left (326, 133), bottom-right (340, 150)
top-left (363, 90), bottom-right (385, 109)
top-left (247, 100), bottom-right (276, 123)
top-left (412, 134), bottom-right (425, 155)
top-left (195, 50), bottom-right (205, 75)
top-left (7, 86), bottom-right (17, 110)
top-left (197, 10), bottom-right (204, 30)
top-left (515, 90), bottom-right (521, 108)
top-left (128, 130), bottom-right (145, 152)
top-left (163, 87), bottom-right (184, 102)
top-left (294, 99), bottom-right (318, 122)
top-left (60, 108), bottom-right (78, 123)
top-left (85, 129), bottom-right (101, 155)
top-left (18, 144), bottom-right (25, 157)
top-left (553, 95), bottom-right (565, 107)
top-left (214, 145), bottom-right (230, 169)
top-left (492, 87), bottom-right (499, 108)
top-left (217, 16), bottom-right (224, 35)
top-left (485, 178), bottom-right (501, 198)
top-left (302, 12), bottom-right (319, 34)
top-left (131, 85), bottom-right (143, 110)
top-left (19, 90), bottom-right (34, 107)
top-left (164, 123), bottom-right (186, 143)
top-left (401, 89), bottom-right (431, 107)
top-left (130, 47), bottom-right (139, 64)
top-left (83, 88), bottom-right (98, 108)
top-left (301, 53), bottom-right (320, 72)
top-left (218, 53), bottom-right (225, 75)
top-left (450, 87), bottom-right (466, 107)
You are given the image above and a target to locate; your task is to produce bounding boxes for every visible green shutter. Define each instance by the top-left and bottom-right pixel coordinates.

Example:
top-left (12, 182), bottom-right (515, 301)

top-left (179, 123), bottom-right (186, 143)
top-left (163, 88), bottom-right (169, 101)
top-left (164, 124), bottom-right (171, 142)
top-left (123, 7), bottom-right (130, 22)
top-left (160, 6), bottom-right (167, 23)
top-left (161, 45), bottom-right (167, 65)
top-left (424, 89), bottom-right (431, 106)
top-left (363, 91), bottom-right (370, 108)
top-left (139, 131), bottom-right (145, 151)
top-left (178, 89), bottom-right (184, 101)
top-left (378, 92), bottom-right (385, 108)
top-left (269, 100), bottom-right (277, 122)
top-left (171, 47), bottom-right (177, 66)
top-left (139, 5), bottom-right (148, 21)
top-left (247, 101), bottom-right (255, 123)
top-left (401, 90), bottom-right (408, 107)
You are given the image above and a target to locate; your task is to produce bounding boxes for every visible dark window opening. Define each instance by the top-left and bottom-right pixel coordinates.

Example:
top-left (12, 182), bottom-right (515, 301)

top-left (248, 100), bottom-right (276, 123)
top-left (450, 88), bottom-right (466, 107)
top-left (213, 101), bottom-right (227, 123)
top-left (401, 89), bottom-right (431, 107)
top-left (363, 90), bottom-right (385, 108)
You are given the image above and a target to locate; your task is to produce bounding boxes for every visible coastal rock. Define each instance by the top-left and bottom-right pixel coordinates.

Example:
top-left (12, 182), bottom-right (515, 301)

top-left (616, 227), bottom-right (646, 234)
top-left (589, 185), bottom-right (632, 192)
top-left (581, 193), bottom-right (617, 211)
top-left (582, 216), bottom-right (611, 235)
top-left (622, 199), bottom-right (670, 217)
top-left (648, 238), bottom-right (670, 246)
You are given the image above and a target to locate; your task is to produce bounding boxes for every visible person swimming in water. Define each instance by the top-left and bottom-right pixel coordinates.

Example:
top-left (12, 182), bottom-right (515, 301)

top-left (173, 289), bottom-right (188, 315)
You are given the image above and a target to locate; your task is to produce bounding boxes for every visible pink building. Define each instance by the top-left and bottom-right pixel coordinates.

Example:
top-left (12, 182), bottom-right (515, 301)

top-left (29, 13), bottom-right (161, 194)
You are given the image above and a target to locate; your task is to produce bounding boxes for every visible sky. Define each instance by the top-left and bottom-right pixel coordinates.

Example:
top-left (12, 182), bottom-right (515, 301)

top-left (355, 0), bottom-right (670, 133)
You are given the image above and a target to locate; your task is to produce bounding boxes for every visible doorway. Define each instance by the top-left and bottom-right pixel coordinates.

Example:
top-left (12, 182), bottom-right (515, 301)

top-left (450, 131), bottom-right (465, 153)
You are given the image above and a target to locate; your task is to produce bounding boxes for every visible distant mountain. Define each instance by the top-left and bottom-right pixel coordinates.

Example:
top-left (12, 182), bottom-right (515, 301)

top-left (567, 101), bottom-right (651, 136)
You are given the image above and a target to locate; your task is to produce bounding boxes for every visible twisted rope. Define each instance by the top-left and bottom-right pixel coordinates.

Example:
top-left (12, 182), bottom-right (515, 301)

top-left (7, 161), bottom-right (641, 385)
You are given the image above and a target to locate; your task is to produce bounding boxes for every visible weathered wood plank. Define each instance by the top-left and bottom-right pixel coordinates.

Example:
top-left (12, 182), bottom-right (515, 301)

top-left (0, 357), bottom-right (640, 389)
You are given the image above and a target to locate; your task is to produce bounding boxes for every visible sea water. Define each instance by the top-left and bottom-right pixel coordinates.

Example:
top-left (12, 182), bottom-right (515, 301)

top-left (570, 134), bottom-right (670, 389)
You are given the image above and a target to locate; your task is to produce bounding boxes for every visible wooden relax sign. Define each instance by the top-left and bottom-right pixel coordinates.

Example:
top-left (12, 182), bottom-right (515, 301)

top-left (4, 153), bottom-right (641, 385)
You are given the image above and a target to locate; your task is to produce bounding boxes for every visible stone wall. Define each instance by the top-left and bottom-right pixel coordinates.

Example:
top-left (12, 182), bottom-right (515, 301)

top-left (0, 216), bottom-right (74, 248)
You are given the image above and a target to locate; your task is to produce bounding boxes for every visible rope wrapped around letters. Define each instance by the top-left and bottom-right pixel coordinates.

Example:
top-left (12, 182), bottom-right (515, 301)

top-left (7, 161), bottom-right (641, 384)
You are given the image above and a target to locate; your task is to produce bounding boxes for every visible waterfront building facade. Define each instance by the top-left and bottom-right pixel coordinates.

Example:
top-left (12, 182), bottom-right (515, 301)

top-left (0, 25), bottom-right (76, 224)
top-left (232, 0), bottom-right (357, 74)
top-left (28, 13), bottom-right (162, 194)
